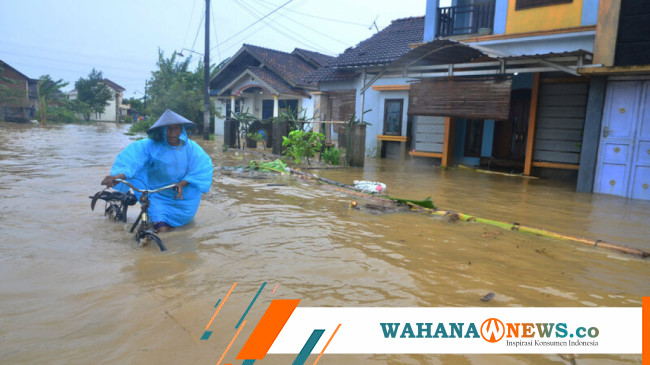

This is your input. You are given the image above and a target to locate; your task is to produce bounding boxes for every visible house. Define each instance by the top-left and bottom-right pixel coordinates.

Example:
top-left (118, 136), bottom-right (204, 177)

top-left (0, 60), bottom-right (34, 122)
top-left (209, 44), bottom-right (333, 141)
top-left (575, 0), bottom-right (650, 199)
top-left (398, 0), bottom-right (649, 200)
top-left (306, 17), bottom-right (426, 158)
top-left (308, 1), bottom-right (650, 199)
top-left (68, 78), bottom-right (126, 122)
top-left (391, 0), bottom-right (597, 178)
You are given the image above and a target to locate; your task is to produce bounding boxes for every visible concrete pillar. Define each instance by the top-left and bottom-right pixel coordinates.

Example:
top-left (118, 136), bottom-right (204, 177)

top-left (523, 73), bottom-right (540, 176)
top-left (273, 95), bottom-right (279, 117)
top-left (577, 77), bottom-right (607, 193)
top-left (230, 95), bottom-right (236, 116)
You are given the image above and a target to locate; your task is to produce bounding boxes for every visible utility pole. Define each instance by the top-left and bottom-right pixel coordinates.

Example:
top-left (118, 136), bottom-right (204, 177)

top-left (202, 0), bottom-right (210, 140)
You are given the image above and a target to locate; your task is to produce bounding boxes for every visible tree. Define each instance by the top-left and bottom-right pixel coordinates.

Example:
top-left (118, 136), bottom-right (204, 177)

top-left (123, 97), bottom-right (144, 116)
top-left (36, 75), bottom-right (68, 125)
top-left (75, 69), bottom-right (113, 121)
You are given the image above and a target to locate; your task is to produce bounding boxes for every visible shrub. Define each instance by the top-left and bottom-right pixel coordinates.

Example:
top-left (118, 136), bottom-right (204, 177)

top-left (321, 146), bottom-right (341, 165)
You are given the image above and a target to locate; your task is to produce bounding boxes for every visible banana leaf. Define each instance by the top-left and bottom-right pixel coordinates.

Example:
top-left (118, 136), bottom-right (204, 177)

top-left (385, 196), bottom-right (436, 210)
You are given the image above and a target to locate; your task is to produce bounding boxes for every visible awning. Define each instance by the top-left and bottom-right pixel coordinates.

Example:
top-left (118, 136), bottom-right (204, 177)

top-left (377, 39), bottom-right (592, 79)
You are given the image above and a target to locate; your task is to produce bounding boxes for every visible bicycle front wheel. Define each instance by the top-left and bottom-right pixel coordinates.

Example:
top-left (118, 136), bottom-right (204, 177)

top-left (144, 233), bottom-right (167, 252)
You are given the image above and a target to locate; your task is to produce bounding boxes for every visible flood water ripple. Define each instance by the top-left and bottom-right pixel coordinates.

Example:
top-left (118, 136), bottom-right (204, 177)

top-left (0, 122), bottom-right (648, 364)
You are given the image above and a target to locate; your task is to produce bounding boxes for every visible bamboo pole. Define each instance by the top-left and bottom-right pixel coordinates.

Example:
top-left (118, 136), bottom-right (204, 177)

top-left (287, 168), bottom-right (649, 259)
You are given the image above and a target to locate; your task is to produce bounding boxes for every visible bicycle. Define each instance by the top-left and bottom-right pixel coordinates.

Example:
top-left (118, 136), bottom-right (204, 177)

top-left (90, 179), bottom-right (177, 251)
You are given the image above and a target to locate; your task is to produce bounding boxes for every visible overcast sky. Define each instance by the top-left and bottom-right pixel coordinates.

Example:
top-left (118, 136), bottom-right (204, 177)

top-left (0, 0), bottom-right (428, 96)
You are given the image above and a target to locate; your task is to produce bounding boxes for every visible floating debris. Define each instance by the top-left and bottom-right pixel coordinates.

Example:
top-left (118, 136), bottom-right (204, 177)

top-left (353, 180), bottom-right (386, 193)
top-left (481, 292), bottom-right (496, 302)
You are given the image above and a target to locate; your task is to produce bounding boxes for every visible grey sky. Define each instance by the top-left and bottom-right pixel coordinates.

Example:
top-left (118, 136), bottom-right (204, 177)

top-left (0, 0), bottom-right (426, 96)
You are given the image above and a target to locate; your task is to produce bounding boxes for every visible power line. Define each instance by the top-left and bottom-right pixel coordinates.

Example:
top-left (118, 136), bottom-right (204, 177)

top-left (213, 0), bottom-right (293, 51)
top-left (245, 0), bottom-right (351, 48)
top-left (234, 0), bottom-right (336, 54)
top-left (190, 3), bottom-right (206, 52)
top-left (252, 0), bottom-right (369, 27)
top-left (182, 0), bottom-right (200, 50)
top-left (210, 0), bottom-right (222, 62)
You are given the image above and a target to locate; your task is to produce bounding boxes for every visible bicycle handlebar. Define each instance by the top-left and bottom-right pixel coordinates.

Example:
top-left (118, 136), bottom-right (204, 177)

top-left (114, 179), bottom-right (177, 194)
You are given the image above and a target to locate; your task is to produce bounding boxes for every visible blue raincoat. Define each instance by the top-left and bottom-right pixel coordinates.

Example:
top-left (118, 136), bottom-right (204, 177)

top-left (111, 125), bottom-right (213, 227)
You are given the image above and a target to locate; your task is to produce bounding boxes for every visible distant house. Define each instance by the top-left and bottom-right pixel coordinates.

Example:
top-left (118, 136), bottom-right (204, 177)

top-left (0, 60), bottom-right (33, 122)
top-left (209, 44), bottom-right (333, 136)
top-left (68, 78), bottom-right (126, 122)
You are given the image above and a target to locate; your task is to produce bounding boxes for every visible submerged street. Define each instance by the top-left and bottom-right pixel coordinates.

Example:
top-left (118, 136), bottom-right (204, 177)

top-left (1, 122), bottom-right (648, 364)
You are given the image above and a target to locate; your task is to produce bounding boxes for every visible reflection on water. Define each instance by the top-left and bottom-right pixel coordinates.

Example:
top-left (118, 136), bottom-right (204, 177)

top-left (0, 122), bottom-right (647, 364)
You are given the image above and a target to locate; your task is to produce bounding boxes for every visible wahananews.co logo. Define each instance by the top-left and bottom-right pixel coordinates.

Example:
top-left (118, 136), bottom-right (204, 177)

top-left (380, 319), bottom-right (600, 347)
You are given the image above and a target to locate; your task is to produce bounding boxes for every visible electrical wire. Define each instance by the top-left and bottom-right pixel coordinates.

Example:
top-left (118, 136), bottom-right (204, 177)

top-left (190, 3), bottom-right (206, 52)
top-left (233, 0), bottom-right (336, 54)
top-left (245, 0), bottom-right (351, 48)
top-left (182, 0), bottom-right (200, 50)
top-left (214, 0), bottom-right (293, 50)
top-left (210, 0), bottom-right (222, 63)
top-left (252, 0), bottom-right (369, 27)
top-left (231, 0), bottom-right (317, 51)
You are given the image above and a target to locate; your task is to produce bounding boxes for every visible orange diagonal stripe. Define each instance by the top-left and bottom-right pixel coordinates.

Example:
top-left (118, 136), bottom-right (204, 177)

top-left (216, 320), bottom-right (246, 365)
top-left (641, 297), bottom-right (650, 365)
top-left (313, 323), bottom-right (341, 365)
top-left (235, 299), bottom-right (300, 360)
top-left (206, 282), bottom-right (237, 330)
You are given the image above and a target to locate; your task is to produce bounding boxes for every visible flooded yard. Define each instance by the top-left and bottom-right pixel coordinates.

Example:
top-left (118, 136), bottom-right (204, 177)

top-left (0, 122), bottom-right (648, 364)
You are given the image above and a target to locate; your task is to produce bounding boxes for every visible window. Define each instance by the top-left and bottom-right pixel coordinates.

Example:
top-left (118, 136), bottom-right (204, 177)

top-left (515, 0), bottom-right (572, 10)
top-left (383, 99), bottom-right (403, 135)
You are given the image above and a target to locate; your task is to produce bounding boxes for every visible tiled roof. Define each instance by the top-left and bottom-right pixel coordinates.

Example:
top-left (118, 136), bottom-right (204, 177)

top-left (103, 78), bottom-right (125, 92)
top-left (307, 16), bottom-right (425, 82)
top-left (246, 66), bottom-right (302, 96)
top-left (292, 48), bottom-right (335, 68)
top-left (242, 44), bottom-right (323, 87)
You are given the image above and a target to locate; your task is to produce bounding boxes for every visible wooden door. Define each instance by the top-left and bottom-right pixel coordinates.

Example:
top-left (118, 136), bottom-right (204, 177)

top-left (493, 89), bottom-right (530, 162)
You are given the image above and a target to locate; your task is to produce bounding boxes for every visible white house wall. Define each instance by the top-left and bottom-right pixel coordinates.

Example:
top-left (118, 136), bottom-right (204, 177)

top-left (214, 99), bottom-right (227, 135)
top-left (301, 97), bottom-right (313, 122)
top-left (321, 77), bottom-right (411, 155)
top-left (94, 93), bottom-right (118, 122)
top-left (357, 76), bottom-right (411, 156)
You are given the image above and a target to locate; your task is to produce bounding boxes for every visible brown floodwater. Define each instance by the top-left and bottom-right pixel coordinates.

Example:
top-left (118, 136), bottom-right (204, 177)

top-left (0, 122), bottom-right (648, 365)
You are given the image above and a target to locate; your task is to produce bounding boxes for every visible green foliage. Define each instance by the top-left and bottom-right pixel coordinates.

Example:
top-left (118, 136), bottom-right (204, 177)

top-left (123, 96), bottom-right (144, 115)
top-left (144, 49), bottom-right (227, 136)
top-left (271, 107), bottom-right (311, 132)
top-left (0, 88), bottom-right (26, 105)
top-left (281, 130), bottom-right (324, 166)
top-left (0, 65), bottom-right (17, 88)
top-left (247, 131), bottom-right (266, 149)
top-left (248, 159), bottom-right (287, 173)
top-left (128, 118), bottom-right (154, 134)
top-left (36, 75), bottom-right (68, 125)
top-left (321, 146), bottom-right (342, 165)
top-left (385, 196), bottom-right (436, 210)
top-left (75, 69), bottom-right (114, 121)
top-left (45, 106), bottom-right (87, 124)
top-left (231, 110), bottom-right (258, 149)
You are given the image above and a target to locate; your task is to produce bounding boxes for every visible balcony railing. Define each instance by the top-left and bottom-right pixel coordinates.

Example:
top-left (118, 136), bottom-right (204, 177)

top-left (436, 1), bottom-right (496, 38)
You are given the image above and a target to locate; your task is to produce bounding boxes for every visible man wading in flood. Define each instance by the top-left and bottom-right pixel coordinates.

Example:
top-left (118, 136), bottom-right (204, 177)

top-left (102, 109), bottom-right (213, 232)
